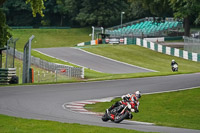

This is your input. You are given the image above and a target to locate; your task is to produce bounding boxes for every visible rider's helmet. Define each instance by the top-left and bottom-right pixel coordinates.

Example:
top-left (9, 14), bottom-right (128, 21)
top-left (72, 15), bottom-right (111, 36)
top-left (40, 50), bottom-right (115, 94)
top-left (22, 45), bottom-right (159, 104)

top-left (135, 91), bottom-right (141, 100)
top-left (172, 59), bottom-right (175, 62)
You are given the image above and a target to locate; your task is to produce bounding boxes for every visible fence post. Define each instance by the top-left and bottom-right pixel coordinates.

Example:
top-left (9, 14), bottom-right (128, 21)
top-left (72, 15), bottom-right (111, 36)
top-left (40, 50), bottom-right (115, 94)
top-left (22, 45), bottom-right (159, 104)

top-left (55, 70), bottom-right (57, 82)
top-left (81, 67), bottom-right (84, 79)
top-left (19, 67), bottom-right (21, 83)
top-left (38, 71), bottom-right (40, 83)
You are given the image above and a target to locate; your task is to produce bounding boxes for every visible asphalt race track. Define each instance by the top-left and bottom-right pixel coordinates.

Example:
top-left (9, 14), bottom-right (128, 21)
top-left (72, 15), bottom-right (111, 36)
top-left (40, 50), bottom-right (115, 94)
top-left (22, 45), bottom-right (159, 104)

top-left (34, 47), bottom-right (155, 73)
top-left (0, 73), bottom-right (200, 133)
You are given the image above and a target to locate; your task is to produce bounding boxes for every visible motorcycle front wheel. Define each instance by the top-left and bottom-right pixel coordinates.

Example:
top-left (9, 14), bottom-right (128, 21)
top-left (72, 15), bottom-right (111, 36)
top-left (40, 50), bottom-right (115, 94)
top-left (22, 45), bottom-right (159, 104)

top-left (102, 114), bottom-right (109, 122)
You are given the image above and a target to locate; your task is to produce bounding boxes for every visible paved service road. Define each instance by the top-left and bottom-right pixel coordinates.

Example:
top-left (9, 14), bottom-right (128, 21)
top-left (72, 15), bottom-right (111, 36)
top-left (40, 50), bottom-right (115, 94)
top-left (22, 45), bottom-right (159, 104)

top-left (0, 73), bottom-right (200, 133)
top-left (35, 47), bottom-right (155, 73)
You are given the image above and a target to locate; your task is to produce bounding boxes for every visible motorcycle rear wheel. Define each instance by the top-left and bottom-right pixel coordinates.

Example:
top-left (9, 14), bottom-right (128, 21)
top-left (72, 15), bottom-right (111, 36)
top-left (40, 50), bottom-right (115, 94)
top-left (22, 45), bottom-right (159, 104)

top-left (114, 111), bottom-right (129, 123)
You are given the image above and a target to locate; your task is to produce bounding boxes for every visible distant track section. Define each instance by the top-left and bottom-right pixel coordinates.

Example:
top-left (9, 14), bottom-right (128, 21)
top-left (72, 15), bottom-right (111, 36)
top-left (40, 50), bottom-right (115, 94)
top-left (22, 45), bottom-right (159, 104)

top-left (35, 47), bottom-right (155, 74)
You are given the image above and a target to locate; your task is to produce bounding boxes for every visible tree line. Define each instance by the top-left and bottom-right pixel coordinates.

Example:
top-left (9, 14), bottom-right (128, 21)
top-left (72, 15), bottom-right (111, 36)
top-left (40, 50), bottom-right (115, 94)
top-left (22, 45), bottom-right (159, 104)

top-left (0, 0), bottom-right (200, 47)
top-left (1, 0), bottom-right (200, 28)
top-left (1, 0), bottom-right (146, 27)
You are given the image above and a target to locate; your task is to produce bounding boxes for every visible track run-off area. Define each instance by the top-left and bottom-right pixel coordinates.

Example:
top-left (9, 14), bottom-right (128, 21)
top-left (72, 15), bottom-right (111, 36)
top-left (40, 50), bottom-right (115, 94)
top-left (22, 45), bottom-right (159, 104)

top-left (0, 73), bottom-right (200, 133)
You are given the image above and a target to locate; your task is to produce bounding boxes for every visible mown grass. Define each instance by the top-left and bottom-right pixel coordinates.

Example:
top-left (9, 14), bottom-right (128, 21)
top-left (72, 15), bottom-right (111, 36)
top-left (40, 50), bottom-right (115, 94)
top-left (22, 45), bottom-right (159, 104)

top-left (1, 28), bottom-right (199, 132)
top-left (10, 29), bottom-right (200, 82)
top-left (11, 28), bottom-right (91, 52)
top-left (0, 114), bottom-right (156, 133)
top-left (83, 45), bottom-right (200, 72)
top-left (30, 49), bottom-right (199, 82)
top-left (1, 53), bottom-right (80, 84)
top-left (31, 44), bottom-right (200, 82)
top-left (85, 88), bottom-right (200, 130)
top-left (4, 44), bottom-right (200, 84)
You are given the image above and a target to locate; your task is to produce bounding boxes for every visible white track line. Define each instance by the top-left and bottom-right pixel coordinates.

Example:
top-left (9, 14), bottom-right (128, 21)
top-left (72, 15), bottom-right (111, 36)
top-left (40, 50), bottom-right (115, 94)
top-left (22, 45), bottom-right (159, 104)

top-left (74, 47), bottom-right (158, 72)
top-left (124, 120), bottom-right (154, 125)
top-left (143, 86), bottom-right (200, 95)
top-left (33, 49), bottom-right (106, 73)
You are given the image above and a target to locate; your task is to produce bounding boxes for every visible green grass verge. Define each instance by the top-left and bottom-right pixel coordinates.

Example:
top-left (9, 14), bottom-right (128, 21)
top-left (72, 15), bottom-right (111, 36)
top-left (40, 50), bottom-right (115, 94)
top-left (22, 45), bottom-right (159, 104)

top-left (30, 49), bottom-right (199, 82)
top-left (11, 28), bottom-right (91, 52)
top-left (10, 29), bottom-right (200, 83)
top-left (1, 53), bottom-right (80, 84)
top-left (31, 50), bottom-right (78, 67)
top-left (83, 45), bottom-right (200, 72)
top-left (85, 88), bottom-right (200, 130)
top-left (32, 44), bottom-right (200, 82)
top-left (2, 44), bottom-right (200, 85)
top-left (0, 114), bottom-right (156, 133)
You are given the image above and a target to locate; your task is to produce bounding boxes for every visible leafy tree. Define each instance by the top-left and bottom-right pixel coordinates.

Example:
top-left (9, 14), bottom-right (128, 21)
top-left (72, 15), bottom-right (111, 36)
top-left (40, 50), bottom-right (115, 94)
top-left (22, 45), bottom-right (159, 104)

top-left (3, 0), bottom-right (35, 26)
top-left (0, 0), bottom-right (46, 67)
top-left (75, 0), bottom-right (129, 27)
top-left (0, 0), bottom-right (46, 45)
top-left (65, 0), bottom-right (82, 17)
top-left (56, 0), bottom-right (69, 26)
top-left (41, 0), bottom-right (60, 26)
top-left (26, 0), bottom-right (46, 17)
top-left (65, 0), bottom-right (83, 26)
top-left (126, 0), bottom-right (152, 20)
top-left (169, 0), bottom-right (200, 36)
top-left (0, 9), bottom-right (11, 48)
top-left (129, 0), bottom-right (173, 17)
top-left (1, 0), bottom-right (46, 17)
top-left (130, 0), bottom-right (200, 36)
top-left (0, 9), bottom-right (11, 68)
top-left (2, 0), bottom-right (71, 26)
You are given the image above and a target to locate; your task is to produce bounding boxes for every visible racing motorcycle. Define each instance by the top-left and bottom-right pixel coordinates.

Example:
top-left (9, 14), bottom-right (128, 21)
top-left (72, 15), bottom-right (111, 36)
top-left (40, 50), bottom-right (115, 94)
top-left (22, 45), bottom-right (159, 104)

top-left (102, 100), bottom-right (138, 123)
top-left (172, 64), bottom-right (178, 72)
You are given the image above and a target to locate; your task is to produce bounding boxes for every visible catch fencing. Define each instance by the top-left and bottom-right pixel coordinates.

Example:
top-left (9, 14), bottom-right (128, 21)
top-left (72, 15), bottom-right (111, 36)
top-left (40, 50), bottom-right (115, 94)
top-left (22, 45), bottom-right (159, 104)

top-left (5, 37), bottom-right (19, 68)
top-left (184, 36), bottom-right (200, 53)
top-left (13, 49), bottom-right (84, 79)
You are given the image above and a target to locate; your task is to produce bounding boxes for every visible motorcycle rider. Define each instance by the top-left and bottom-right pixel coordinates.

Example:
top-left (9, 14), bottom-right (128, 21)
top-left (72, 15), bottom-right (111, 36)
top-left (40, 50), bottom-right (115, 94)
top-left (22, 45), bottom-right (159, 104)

top-left (171, 59), bottom-right (178, 71)
top-left (106, 91), bottom-right (141, 119)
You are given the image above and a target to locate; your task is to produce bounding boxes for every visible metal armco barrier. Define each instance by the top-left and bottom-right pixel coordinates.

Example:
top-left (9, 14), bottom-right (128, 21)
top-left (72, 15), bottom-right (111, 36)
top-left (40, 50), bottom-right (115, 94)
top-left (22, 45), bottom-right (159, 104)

top-left (0, 68), bottom-right (17, 84)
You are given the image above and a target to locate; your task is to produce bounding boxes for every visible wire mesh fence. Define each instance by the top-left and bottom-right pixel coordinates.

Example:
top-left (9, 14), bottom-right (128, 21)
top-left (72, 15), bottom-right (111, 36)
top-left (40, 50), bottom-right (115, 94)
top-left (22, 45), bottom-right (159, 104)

top-left (4, 48), bottom-right (84, 83)
top-left (184, 36), bottom-right (200, 53)
top-left (5, 37), bottom-right (18, 68)
top-left (18, 50), bottom-right (84, 79)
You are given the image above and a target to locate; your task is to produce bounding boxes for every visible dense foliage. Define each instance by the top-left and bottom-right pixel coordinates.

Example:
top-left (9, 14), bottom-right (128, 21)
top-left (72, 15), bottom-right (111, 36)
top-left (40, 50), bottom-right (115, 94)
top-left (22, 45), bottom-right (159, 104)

top-left (0, 9), bottom-right (11, 48)
top-left (0, 0), bottom-right (199, 41)
top-left (130, 0), bottom-right (200, 36)
top-left (1, 0), bottom-right (199, 28)
top-left (1, 0), bottom-right (133, 27)
top-left (169, 0), bottom-right (200, 36)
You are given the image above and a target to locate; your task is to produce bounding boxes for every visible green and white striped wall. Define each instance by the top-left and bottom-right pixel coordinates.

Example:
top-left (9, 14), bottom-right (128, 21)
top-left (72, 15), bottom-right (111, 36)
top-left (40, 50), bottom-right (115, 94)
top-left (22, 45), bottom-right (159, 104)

top-left (132, 38), bottom-right (200, 62)
top-left (77, 41), bottom-right (94, 46)
top-left (77, 39), bottom-right (106, 46)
